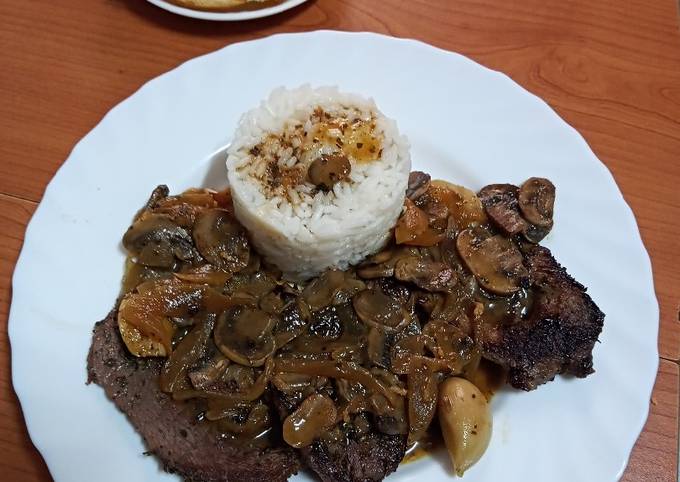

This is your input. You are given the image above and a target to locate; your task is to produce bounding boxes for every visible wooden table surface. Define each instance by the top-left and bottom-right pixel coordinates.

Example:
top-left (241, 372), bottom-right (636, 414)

top-left (1, 0), bottom-right (679, 480)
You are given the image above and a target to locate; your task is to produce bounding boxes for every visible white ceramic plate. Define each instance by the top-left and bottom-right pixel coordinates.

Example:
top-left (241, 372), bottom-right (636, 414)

top-left (146, 0), bottom-right (309, 21)
top-left (10, 31), bottom-right (658, 482)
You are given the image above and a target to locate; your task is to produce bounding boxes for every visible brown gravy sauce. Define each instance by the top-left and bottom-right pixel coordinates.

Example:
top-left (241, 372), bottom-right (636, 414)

top-left (402, 359), bottom-right (505, 465)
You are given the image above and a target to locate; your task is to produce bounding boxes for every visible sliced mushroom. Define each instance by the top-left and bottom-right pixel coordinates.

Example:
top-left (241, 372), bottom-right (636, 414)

top-left (456, 228), bottom-right (529, 295)
top-left (122, 214), bottom-right (196, 268)
top-left (519, 177), bottom-right (555, 228)
top-left (193, 209), bottom-right (250, 272)
top-left (308, 305), bottom-right (343, 340)
top-left (188, 351), bottom-right (231, 391)
top-left (394, 256), bottom-right (457, 292)
top-left (149, 189), bottom-right (217, 228)
top-left (283, 393), bottom-right (338, 448)
top-left (353, 288), bottom-right (411, 332)
top-left (135, 184), bottom-right (169, 220)
top-left (214, 307), bottom-right (276, 367)
top-left (356, 247), bottom-right (409, 279)
top-left (422, 319), bottom-right (476, 372)
top-left (308, 153), bottom-right (352, 190)
top-left (523, 223), bottom-right (552, 243)
top-left (406, 171), bottom-right (431, 200)
top-left (273, 302), bottom-right (308, 348)
top-left (477, 184), bottom-right (528, 236)
top-left (302, 269), bottom-right (365, 311)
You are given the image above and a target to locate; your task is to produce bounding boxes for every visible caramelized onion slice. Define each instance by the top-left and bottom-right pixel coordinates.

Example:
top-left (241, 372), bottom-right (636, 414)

top-left (160, 317), bottom-right (213, 393)
top-left (119, 278), bottom-right (247, 357)
top-left (117, 315), bottom-right (170, 357)
top-left (174, 265), bottom-right (233, 286)
top-left (117, 293), bottom-right (176, 356)
top-left (395, 198), bottom-right (429, 244)
top-left (173, 358), bottom-right (273, 403)
top-left (407, 356), bottom-right (440, 445)
top-left (430, 180), bottom-right (487, 231)
top-left (274, 358), bottom-right (402, 407)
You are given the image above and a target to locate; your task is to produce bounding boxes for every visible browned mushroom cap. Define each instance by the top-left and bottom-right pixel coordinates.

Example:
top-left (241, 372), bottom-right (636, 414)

top-left (193, 208), bottom-right (250, 272)
top-left (353, 288), bottom-right (411, 332)
top-left (135, 184), bottom-right (169, 220)
top-left (302, 269), bottom-right (365, 311)
top-left (406, 171), bottom-right (431, 200)
top-left (477, 184), bottom-right (528, 236)
top-left (518, 177), bottom-right (555, 228)
top-left (456, 228), bottom-right (529, 295)
top-left (283, 393), bottom-right (338, 448)
top-left (523, 223), bottom-right (553, 244)
top-left (394, 256), bottom-right (457, 292)
top-left (422, 319), bottom-right (476, 372)
top-left (214, 307), bottom-right (276, 367)
top-left (308, 153), bottom-right (352, 191)
top-left (122, 214), bottom-right (196, 268)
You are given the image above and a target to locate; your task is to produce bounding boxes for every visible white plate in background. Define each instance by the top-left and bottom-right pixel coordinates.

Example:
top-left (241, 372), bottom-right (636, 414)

top-left (9, 31), bottom-right (658, 482)
top-left (146, 0), bottom-right (309, 21)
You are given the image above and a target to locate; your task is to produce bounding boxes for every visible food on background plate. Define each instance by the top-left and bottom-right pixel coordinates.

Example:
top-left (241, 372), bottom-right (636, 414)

top-left (87, 87), bottom-right (605, 482)
top-left (167, 0), bottom-right (286, 13)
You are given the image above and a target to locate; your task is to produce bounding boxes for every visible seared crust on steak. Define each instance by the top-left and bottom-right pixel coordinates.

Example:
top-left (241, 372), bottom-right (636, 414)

top-left (480, 244), bottom-right (605, 390)
top-left (87, 308), bottom-right (300, 482)
top-left (273, 391), bottom-right (406, 482)
top-left (303, 432), bottom-right (406, 482)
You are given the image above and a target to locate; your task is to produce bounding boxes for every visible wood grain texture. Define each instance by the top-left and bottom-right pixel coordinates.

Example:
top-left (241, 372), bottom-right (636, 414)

top-left (0, 0), bottom-right (678, 481)
top-left (621, 360), bottom-right (679, 482)
top-left (0, 195), bottom-right (50, 482)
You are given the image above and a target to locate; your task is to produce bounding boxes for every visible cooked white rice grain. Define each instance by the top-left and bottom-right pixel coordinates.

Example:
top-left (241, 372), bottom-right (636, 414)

top-left (226, 85), bottom-right (410, 280)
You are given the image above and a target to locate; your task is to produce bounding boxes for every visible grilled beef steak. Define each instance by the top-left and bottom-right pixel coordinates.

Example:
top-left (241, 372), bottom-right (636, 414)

top-left (303, 432), bottom-right (406, 482)
top-left (480, 244), bottom-right (605, 390)
top-left (87, 309), bottom-right (300, 482)
top-left (274, 392), bottom-right (406, 482)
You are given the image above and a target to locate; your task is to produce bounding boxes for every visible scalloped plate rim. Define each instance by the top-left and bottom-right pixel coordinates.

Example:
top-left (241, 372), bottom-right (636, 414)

top-left (9, 31), bottom-right (659, 482)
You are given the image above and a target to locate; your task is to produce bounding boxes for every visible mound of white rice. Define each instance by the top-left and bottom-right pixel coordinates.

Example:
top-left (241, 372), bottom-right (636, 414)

top-left (226, 85), bottom-right (410, 280)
